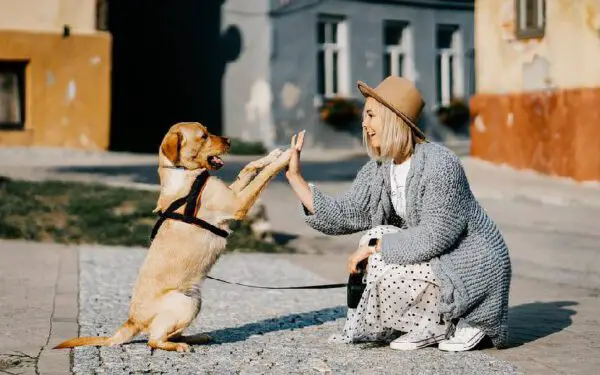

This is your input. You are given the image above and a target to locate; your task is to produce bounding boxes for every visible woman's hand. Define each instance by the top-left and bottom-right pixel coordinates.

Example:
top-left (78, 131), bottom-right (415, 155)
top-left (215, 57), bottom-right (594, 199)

top-left (284, 130), bottom-right (314, 213)
top-left (286, 130), bottom-right (305, 179)
top-left (348, 245), bottom-right (376, 274)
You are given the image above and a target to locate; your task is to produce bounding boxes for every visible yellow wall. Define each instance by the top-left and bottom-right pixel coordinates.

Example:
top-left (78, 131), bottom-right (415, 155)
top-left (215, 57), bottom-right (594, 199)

top-left (475, 0), bottom-right (600, 94)
top-left (0, 0), bottom-right (96, 33)
top-left (0, 30), bottom-right (111, 150)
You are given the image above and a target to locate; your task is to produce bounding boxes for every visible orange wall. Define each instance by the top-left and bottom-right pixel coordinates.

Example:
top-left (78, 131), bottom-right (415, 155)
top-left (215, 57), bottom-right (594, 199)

top-left (0, 30), bottom-right (111, 150)
top-left (471, 88), bottom-right (600, 182)
top-left (471, 0), bottom-right (600, 182)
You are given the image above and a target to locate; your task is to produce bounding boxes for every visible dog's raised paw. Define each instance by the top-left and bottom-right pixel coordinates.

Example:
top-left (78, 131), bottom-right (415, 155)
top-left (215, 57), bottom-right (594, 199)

top-left (278, 148), bottom-right (294, 161)
top-left (269, 148), bottom-right (284, 158)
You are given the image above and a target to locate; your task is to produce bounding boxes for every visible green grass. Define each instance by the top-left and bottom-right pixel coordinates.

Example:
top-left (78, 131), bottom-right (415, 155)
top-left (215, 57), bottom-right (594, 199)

top-left (0, 176), bottom-right (292, 253)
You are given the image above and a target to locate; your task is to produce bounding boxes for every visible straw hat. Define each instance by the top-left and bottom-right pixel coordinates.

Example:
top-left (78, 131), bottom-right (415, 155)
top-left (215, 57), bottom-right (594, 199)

top-left (357, 76), bottom-right (426, 139)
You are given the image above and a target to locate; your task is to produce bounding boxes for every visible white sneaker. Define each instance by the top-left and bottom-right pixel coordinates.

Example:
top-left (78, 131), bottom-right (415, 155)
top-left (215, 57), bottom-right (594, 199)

top-left (389, 322), bottom-right (449, 351)
top-left (438, 320), bottom-right (485, 352)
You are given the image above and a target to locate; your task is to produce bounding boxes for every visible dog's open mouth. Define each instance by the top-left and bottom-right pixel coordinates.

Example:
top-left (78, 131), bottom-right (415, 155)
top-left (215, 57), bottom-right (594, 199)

top-left (207, 155), bottom-right (225, 170)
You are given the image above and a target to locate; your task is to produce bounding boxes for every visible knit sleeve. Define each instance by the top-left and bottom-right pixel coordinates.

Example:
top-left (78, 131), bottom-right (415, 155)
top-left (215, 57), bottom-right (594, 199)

top-left (302, 161), bottom-right (375, 235)
top-left (380, 153), bottom-right (469, 264)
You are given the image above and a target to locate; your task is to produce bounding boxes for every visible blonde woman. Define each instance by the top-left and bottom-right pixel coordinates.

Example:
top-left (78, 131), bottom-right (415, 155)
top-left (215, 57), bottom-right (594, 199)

top-left (285, 76), bottom-right (511, 351)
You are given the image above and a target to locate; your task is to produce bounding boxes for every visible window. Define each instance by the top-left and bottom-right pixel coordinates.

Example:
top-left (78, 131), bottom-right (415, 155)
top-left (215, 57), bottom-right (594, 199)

top-left (435, 25), bottom-right (464, 107)
top-left (0, 61), bottom-right (26, 130)
top-left (96, 0), bottom-right (109, 31)
top-left (467, 48), bottom-right (476, 96)
top-left (516, 0), bottom-right (545, 39)
top-left (317, 15), bottom-right (349, 97)
top-left (383, 21), bottom-right (413, 80)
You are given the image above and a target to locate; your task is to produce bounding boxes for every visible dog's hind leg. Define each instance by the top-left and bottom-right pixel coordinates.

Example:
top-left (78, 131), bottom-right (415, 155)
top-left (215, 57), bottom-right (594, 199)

top-left (229, 148), bottom-right (283, 193)
top-left (146, 292), bottom-right (200, 352)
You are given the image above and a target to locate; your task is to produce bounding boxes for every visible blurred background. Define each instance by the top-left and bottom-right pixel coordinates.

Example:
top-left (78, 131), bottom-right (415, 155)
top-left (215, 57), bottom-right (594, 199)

top-left (1, 0), bottom-right (600, 374)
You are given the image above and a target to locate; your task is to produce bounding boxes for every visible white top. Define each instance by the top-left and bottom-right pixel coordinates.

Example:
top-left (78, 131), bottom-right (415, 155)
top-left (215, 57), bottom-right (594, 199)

top-left (389, 158), bottom-right (412, 218)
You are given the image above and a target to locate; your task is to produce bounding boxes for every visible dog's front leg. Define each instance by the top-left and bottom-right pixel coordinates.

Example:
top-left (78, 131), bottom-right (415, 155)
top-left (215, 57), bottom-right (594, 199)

top-left (228, 148), bottom-right (283, 194)
top-left (233, 149), bottom-right (292, 220)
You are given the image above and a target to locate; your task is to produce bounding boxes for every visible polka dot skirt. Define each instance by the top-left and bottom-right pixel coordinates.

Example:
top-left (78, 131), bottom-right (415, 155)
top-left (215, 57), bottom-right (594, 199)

top-left (330, 225), bottom-right (445, 344)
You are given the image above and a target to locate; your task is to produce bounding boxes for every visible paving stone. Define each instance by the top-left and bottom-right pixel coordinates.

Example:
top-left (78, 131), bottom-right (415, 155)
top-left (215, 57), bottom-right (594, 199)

top-left (73, 248), bottom-right (517, 375)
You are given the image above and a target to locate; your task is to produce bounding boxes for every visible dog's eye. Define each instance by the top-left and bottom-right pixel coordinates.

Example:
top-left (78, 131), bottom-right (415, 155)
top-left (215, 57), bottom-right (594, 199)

top-left (202, 134), bottom-right (208, 140)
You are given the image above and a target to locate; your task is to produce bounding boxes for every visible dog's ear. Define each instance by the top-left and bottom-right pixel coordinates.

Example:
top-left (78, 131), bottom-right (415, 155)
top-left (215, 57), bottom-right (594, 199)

top-left (161, 131), bottom-right (182, 164)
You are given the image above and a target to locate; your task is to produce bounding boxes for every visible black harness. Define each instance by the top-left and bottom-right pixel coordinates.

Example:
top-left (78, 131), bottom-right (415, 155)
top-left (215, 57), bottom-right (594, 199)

top-left (150, 170), bottom-right (229, 240)
top-left (149, 168), bottom-right (349, 295)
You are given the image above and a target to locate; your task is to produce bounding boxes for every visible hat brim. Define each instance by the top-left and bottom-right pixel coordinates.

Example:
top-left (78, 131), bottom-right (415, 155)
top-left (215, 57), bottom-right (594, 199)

top-left (357, 80), bottom-right (426, 140)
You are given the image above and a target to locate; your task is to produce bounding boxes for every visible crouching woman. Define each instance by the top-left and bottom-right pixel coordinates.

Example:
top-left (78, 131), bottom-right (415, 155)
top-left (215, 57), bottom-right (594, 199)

top-left (285, 76), bottom-right (511, 351)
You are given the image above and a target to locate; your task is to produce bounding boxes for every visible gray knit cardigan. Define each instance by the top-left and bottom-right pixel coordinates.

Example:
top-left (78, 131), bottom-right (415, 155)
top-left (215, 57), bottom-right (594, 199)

top-left (303, 142), bottom-right (511, 348)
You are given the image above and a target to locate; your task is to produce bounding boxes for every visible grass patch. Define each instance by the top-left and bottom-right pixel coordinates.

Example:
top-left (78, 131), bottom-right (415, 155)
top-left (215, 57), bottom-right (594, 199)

top-left (0, 176), bottom-right (292, 252)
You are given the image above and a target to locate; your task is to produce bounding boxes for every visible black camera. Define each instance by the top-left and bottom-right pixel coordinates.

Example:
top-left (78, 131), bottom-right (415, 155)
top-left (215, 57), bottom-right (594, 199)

top-left (347, 238), bottom-right (377, 308)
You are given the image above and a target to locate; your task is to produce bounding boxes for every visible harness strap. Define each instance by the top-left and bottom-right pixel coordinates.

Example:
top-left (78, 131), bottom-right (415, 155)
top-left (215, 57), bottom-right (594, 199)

top-left (184, 171), bottom-right (209, 217)
top-left (150, 171), bottom-right (228, 240)
top-left (159, 212), bottom-right (229, 238)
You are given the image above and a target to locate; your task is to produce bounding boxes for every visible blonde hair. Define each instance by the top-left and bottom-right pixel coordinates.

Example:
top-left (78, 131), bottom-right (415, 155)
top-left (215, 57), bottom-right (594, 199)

top-left (362, 97), bottom-right (423, 163)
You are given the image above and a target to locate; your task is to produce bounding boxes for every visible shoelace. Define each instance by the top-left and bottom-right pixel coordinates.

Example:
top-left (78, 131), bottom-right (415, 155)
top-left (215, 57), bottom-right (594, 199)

top-left (396, 325), bottom-right (446, 342)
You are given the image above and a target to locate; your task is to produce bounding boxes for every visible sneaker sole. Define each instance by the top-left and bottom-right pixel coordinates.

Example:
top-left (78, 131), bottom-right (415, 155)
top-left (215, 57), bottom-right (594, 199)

top-left (438, 331), bottom-right (485, 352)
top-left (390, 334), bottom-right (447, 351)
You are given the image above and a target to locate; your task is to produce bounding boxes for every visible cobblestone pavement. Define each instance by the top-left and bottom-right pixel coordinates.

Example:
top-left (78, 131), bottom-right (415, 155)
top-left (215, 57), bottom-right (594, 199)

top-left (2, 145), bottom-right (600, 374)
top-left (73, 247), bottom-right (517, 375)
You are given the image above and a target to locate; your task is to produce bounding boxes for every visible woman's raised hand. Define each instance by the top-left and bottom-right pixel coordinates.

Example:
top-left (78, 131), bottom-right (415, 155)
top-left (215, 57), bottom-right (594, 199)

top-left (286, 130), bottom-right (305, 178)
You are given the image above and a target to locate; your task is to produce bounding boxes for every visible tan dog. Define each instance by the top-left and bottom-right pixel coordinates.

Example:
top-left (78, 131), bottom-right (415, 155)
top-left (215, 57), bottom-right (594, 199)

top-left (54, 122), bottom-right (292, 352)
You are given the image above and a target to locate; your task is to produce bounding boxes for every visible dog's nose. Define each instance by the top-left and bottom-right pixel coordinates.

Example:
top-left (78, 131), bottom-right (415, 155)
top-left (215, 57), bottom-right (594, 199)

top-left (223, 137), bottom-right (231, 146)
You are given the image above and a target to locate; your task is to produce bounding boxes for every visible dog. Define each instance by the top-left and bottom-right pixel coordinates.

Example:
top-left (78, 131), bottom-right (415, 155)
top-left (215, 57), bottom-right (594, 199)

top-left (54, 122), bottom-right (292, 352)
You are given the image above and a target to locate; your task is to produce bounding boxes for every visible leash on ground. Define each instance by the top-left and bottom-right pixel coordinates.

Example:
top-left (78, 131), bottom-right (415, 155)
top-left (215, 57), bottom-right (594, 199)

top-left (206, 275), bottom-right (347, 290)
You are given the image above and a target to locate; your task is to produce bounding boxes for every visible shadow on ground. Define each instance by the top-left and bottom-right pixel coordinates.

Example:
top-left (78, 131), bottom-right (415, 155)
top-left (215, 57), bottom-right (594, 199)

top-left (201, 300), bottom-right (576, 347)
top-left (506, 301), bottom-right (577, 348)
top-left (124, 301), bottom-right (574, 348)
top-left (52, 156), bottom-right (371, 185)
top-left (203, 306), bottom-right (346, 345)
top-left (50, 142), bottom-right (471, 186)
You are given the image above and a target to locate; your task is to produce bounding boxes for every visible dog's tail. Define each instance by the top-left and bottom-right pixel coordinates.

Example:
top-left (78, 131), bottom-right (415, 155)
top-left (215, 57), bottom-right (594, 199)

top-left (54, 319), bottom-right (139, 349)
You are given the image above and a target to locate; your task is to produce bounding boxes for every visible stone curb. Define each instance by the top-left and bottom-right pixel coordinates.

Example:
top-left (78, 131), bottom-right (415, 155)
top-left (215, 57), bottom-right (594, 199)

top-left (37, 247), bottom-right (79, 375)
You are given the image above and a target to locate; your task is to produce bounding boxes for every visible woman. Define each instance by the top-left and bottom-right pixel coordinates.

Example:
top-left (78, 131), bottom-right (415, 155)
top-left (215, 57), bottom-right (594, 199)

top-left (285, 76), bottom-right (511, 351)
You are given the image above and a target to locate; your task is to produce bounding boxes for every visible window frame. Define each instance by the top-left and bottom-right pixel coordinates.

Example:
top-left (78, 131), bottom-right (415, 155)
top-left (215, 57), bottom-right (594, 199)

top-left (435, 24), bottom-right (464, 107)
top-left (515, 0), bottom-right (546, 40)
top-left (0, 60), bottom-right (27, 131)
top-left (316, 14), bottom-right (349, 98)
top-left (382, 20), bottom-right (413, 80)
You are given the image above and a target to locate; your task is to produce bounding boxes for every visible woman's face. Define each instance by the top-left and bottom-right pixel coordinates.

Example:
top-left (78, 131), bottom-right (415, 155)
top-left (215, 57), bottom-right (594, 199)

top-left (362, 99), bottom-right (383, 149)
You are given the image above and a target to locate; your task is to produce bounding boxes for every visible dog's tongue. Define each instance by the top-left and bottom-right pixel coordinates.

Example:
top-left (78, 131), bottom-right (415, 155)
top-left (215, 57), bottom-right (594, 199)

top-left (209, 156), bottom-right (224, 169)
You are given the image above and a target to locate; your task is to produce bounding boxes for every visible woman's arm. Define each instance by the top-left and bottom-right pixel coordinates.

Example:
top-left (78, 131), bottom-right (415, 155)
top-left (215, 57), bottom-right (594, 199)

top-left (286, 172), bottom-right (314, 214)
top-left (285, 131), bottom-right (373, 235)
top-left (301, 163), bottom-right (375, 235)
top-left (380, 152), bottom-right (469, 264)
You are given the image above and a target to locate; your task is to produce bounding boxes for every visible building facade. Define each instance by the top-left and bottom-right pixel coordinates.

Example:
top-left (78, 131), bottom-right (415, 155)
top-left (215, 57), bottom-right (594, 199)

top-left (0, 0), bottom-right (111, 150)
top-left (470, 0), bottom-right (600, 181)
top-left (223, 0), bottom-right (475, 150)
